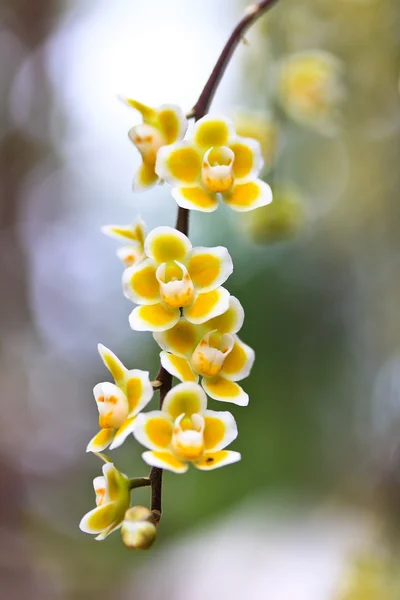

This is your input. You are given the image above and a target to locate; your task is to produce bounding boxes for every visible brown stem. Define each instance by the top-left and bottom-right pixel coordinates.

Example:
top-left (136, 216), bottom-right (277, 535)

top-left (192, 0), bottom-right (280, 120)
top-left (149, 365), bottom-right (173, 521)
top-left (148, 206), bottom-right (190, 521)
top-left (149, 0), bottom-right (280, 524)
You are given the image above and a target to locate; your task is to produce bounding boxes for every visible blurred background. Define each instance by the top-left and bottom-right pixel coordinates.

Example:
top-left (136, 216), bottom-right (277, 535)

top-left (1, 0), bottom-right (400, 598)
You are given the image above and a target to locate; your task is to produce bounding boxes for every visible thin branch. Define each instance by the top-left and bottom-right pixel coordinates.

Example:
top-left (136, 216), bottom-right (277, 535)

top-left (128, 477), bottom-right (151, 490)
top-left (148, 0), bottom-right (280, 525)
top-left (192, 0), bottom-right (280, 120)
top-left (149, 365), bottom-right (172, 522)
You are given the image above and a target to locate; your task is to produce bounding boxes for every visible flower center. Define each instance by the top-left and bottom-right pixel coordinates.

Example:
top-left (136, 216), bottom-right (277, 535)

top-left (156, 261), bottom-right (195, 309)
top-left (128, 123), bottom-right (165, 165)
top-left (201, 146), bottom-right (235, 193)
top-left (171, 413), bottom-right (205, 461)
top-left (96, 387), bottom-right (129, 429)
top-left (95, 487), bottom-right (107, 506)
top-left (190, 331), bottom-right (234, 377)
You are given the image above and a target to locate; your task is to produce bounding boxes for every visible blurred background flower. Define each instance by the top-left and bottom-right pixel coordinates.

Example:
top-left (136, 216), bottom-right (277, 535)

top-left (1, 0), bottom-right (400, 598)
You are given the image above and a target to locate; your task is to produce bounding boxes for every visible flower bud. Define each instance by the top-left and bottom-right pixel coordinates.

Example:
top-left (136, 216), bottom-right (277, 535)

top-left (121, 506), bottom-right (157, 550)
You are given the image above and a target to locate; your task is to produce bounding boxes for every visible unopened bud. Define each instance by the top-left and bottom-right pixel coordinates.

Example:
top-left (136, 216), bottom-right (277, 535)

top-left (121, 506), bottom-right (157, 550)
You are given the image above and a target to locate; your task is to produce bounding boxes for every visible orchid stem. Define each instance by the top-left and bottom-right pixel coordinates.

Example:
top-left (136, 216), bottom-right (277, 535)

top-left (129, 477), bottom-right (151, 490)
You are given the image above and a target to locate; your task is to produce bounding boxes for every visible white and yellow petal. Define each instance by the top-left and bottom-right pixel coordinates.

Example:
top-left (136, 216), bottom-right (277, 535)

top-left (194, 450), bottom-right (241, 471)
top-left (192, 115), bottom-right (235, 149)
top-left (79, 502), bottom-right (118, 535)
top-left (202, 376), bottom-right (249, 407)
top-left (129, 303), bottom-right (180, 332)
top-left (229, 136), bottom-right (263, 183)
top-left (144, 226), bottom-right (192, 264)
top-left (156, 104), bottom-right (188, 144)
top-left (155, 141), bottom-right (201, 187)
top-left (160, 351), bottom-right (198, 383)
top-left (153, 318), bottom-right (204, 358)
top-left (222, 179), bottom-right (273, 212)
top-left (133, 162), bottom-right (160, 191)
top-left (116, 245), bottom-right (144, 268)
top-left (133, 411), bottom-right (173, 451)
top-left (162, 381), bottom-right (207, 419)
top-left (183, 287), bottom-right (230, 325)
top-left (220, 336), bottom-right (255, 382)
top-left (124, 369), bottom-right (153, 416)
top-left (172, 186), bottom-right (219, 213)
top-left (187, 246), bottom-right (233, 293)
top-left (97, 344), bottom-right (127, 385)
top-left (203, 410), bottom-right (238, 452)
top-left (95, 520), bottom-right (123, 541)
top-left (141, 451), bottom-right (188, 474)
top-left (233, 109), bottom-right (279, 172)
top-left (102, 462), bottom-right (129, 503)
top-left (109, 417), bottom-right (137, 450)
top-left (119, 97), bottom-right (157, 122)
top-left (93, 382), bottom-right (129, 429)
top-left (101, 217), bottom-right (146, 245)
top-left (205, 296), bottom-right (245, 334)
top-left (86, 428), bottom-right (116, 453)
top-left (122, 258), bottom-right (160, 305)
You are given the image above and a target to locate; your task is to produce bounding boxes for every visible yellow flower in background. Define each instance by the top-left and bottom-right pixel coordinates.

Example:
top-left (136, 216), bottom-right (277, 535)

top-left (133, 382), bottom-right (240, 473)
top-left (336, 551), bottom-right (400, 600)
top-left (277, 51), bottom-right (345, 133)
top-left (123, 226), bottom-right (233, 332)
top-left (79, 455), bottom-right (131, 540)
top-left (154, 297), bottom-right (254, 406)
top-left (155, 115), bottom-right (273, 212)
top-left (87, 344), bottom-right (153, 452)
top-left (120, 97), bottom-right (187, 191)
top-left (233, 109), bottom-right (279, 173)
top-left (102, 217), bottom-right (146, 268)
top-left (246, 184), bottom-right (305, 244)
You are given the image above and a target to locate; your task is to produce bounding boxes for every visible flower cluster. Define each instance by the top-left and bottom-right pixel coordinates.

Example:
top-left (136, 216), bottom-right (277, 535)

top-left (80, 86), bottom-right (271, 547)
top-left (123, 98), bottom-right (272, 213)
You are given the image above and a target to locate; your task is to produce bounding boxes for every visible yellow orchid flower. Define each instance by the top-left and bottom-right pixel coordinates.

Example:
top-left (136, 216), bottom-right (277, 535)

top-left (153, 297), bottom-right (253, 406)
top-left (79, 455), bottom-right (130, 540)
top-left (120, 98), bottom-right (188, 191)
top-left (122, 226), bottom-right (233, 332)
top-left (87, 345), bottom-right (153, 452)
top-left (155, 114), bottom-right (273, 213)
top-left (277, 51), bottom-right (345, 133)
top-left (133, 382), bottom-right (240, 473)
